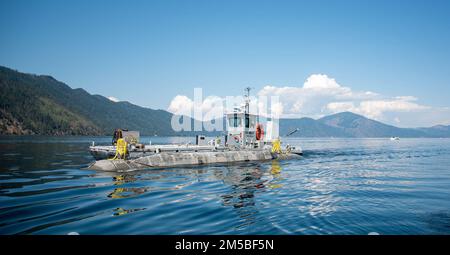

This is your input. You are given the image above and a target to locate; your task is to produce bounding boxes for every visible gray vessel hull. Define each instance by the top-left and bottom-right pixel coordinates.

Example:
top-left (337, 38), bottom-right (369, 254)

top-left (87, 149), bottom-right (301, 172)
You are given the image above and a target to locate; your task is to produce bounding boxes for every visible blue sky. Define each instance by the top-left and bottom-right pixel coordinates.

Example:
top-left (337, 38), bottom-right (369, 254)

top-left (1, 0), bottom-right (450, 126)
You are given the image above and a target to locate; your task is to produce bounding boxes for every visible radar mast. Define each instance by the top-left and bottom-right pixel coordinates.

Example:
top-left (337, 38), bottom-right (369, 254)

top-left (244, 87), bottom-right (252, 114)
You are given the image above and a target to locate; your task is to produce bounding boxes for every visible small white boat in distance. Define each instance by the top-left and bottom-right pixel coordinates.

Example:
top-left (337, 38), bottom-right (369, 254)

top-left (390, 136), bottom-right (400, 141)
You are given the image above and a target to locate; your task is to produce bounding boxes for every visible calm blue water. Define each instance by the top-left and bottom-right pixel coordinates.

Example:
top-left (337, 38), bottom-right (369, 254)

top-left (0, 136), bottom-right (450, 235)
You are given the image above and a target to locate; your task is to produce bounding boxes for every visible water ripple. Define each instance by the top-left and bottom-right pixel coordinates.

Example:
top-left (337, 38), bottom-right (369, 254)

top-left (1, 137), bottom-right (450, 234)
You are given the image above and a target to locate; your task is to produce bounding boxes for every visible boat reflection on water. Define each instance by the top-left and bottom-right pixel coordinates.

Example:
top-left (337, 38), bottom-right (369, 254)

top-left (107, 186), bottom-right (149, 199)
top-left (107, 175), bottom-right (147, 216)
top-left (215, 162), bottom-right (284, 229)
top-left (100, 161), bottom-right (285, 223)
top-left (113, 207), bottom-right (146, 216)
top-left (268, 160), bottom-right (283, 189)
top-left (107, 175), bottom-right (147, 199)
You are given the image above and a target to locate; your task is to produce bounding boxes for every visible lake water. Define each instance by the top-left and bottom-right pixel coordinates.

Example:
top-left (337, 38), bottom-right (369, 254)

top-left (1, 136), bottom-right (450, 235)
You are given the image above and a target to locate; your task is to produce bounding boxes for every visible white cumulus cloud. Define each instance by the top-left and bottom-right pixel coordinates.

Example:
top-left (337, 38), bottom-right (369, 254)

top-left (303, 74), bottom-right (341, 89)
top-left (326, 97), bottom-right (429, 120)
top-left (167, 74), bottom-right (450, 127)
top-left (168, 94), bottom-right (225, 120)
top-left (167, 95), bottom-right (194, 116)
top-left (257, 74), bottom-right (379, 118)
top-left (257, 74), bottom-right (450, 126)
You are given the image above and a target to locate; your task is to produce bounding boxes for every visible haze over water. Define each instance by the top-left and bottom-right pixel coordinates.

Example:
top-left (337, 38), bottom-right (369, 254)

top-left (1, 136), bottom-right (450, 234)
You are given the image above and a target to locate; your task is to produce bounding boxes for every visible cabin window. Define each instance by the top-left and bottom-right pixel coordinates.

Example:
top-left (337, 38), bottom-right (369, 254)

top-left (245, 114), bottom-right (250, 128)
top-left (229, 114), bottom-right (241, 127)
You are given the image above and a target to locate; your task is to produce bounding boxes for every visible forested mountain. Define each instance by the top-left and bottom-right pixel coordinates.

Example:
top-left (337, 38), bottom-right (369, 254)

top-left (1, 66), bottom-right (449, 137)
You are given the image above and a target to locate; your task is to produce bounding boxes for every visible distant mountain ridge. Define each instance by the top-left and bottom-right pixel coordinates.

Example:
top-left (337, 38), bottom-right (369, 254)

top-left (1, 66), bottom-right (449, 137)
top-left (280, 112), bottom-right (449, 137)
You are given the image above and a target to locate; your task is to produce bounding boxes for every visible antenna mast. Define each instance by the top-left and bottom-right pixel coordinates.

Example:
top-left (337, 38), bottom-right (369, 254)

top-left (244, 87), bottom-right (251, 114)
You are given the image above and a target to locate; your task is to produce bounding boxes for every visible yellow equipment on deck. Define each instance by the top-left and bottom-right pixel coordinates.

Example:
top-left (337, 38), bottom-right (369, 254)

top-left (271, 138), bottom-right (281, 154)
top-left (111, 138), bottom-right (127, 160)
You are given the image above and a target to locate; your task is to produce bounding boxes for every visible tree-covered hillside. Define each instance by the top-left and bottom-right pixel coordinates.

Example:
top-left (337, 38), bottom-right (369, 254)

top-left (0, 66), bottom-right (175, 135)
